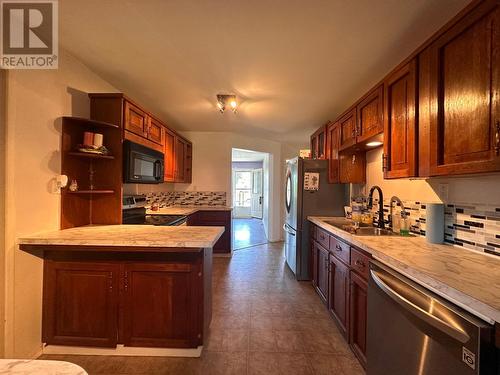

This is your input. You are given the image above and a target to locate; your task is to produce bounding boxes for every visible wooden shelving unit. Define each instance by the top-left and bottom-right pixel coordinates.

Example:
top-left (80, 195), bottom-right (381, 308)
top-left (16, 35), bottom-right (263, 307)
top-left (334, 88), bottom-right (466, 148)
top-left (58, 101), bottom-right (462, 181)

top-left (61, 116), bottom-right (122, 229)
top-left (67, 151), bottom-right (115, 160)
top-left (66, 190), bottom-right (115, 195)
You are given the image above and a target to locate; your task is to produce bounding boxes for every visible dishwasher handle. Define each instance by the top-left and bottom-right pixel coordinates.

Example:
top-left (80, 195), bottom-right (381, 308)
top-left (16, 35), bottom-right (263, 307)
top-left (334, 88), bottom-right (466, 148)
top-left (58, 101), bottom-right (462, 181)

top-left (370, 269), bottom-right (470, 343)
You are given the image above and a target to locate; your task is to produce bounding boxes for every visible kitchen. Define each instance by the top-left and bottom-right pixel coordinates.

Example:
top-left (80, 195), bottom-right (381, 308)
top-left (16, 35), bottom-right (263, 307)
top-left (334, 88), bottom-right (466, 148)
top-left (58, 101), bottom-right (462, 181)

top-left (1, 0), bottom-right (500, 374)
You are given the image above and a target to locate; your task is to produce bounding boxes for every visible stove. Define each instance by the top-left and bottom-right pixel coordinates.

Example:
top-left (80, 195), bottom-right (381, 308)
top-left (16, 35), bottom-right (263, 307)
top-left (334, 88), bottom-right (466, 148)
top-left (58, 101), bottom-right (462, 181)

top-left (122, 195), bottom-right (187, 226)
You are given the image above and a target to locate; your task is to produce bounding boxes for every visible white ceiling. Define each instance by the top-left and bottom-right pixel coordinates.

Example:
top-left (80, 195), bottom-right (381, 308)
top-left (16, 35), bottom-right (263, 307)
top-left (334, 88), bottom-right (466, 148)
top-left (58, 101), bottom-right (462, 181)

top-left (232, 148), bottom-right (267, 162)
top-left (60, 0), bottom-right (470, 145)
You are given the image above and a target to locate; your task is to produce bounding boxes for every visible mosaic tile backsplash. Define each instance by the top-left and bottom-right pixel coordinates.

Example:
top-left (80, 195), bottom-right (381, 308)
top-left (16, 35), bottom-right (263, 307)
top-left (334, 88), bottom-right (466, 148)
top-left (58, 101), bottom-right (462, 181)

top-left (145, 191), bottom-right (227, 207)
top-left (363, 198), bottom-right (500, 257)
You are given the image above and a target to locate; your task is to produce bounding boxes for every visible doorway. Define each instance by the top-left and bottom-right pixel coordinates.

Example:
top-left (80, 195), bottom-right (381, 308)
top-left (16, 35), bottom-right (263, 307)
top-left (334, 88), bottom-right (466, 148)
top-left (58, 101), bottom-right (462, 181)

top-left (231, 148), bottom-right (269, 250)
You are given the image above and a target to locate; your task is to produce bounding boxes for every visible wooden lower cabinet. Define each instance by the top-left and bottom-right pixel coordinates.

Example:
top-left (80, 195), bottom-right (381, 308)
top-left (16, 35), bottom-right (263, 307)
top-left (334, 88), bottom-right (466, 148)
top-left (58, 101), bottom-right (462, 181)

top-left (43, 260), bottom-right (119, 347)
top-left (310, 224), bottom-right (370, 369)
top-left (187, 210), bottom-right (232, 254)
top-left (349, 270), bottom-right (368, 368)
top-left (42, 250), bottom-right (209, 349)
top-left (123, 262), bottom-right (200, 348)
top-left (328, 254), bottom-right (349, 338)
top-left (313, 241), bottom-right (329, 304)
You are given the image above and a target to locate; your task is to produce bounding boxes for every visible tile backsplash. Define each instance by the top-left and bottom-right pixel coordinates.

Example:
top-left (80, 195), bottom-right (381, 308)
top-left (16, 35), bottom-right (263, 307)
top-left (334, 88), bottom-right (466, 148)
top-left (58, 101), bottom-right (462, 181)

top-left (364, 198), bottom-right (500, 257)
top-left (145, 191), bottom-right (227, 207)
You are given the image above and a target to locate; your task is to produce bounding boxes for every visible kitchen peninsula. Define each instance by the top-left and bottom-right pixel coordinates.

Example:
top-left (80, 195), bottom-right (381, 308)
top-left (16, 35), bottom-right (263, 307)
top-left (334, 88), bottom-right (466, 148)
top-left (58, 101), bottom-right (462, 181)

top-left (18, 225), bottom-right (224, 356)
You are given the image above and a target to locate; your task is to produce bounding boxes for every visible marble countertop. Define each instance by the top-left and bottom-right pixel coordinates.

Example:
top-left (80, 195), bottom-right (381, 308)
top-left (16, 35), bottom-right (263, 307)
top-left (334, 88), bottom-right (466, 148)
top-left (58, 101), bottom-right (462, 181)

top-left (18, 225), bottom-right (225, 249)
top-left (146, 206), bottom-right (232, 216)
top-left (0, 359), bottom-right (87, 374)
top-left (309, 216), bottom-right (500, 324)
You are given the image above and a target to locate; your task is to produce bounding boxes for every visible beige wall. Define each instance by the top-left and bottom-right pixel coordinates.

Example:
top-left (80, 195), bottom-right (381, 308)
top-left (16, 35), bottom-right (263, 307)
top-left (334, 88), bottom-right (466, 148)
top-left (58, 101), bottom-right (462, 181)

top-left (356, 147), bottom-right (500, 205)
top-left (170, 131), bottom-right (301, 242)
top-left (3, 49), bottom-right (117, 358)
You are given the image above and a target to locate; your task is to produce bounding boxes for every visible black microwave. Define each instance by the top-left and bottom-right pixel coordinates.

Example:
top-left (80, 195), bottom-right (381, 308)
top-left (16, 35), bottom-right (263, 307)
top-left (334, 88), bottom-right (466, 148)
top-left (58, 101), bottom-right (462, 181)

top-left (123, 141), bottom-right (164, 184)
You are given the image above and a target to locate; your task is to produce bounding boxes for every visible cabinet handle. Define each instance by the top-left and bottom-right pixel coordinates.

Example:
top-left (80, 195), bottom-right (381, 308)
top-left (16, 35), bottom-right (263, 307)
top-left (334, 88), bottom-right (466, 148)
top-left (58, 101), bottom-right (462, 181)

top-left (335, 244), bottom-right (342, 252)
top-left (355, 259), bottom-right (365, 268)
top-left (124, 272), bottom-right (128, 292)
top-left (495, 121), bottom-right (500, 156)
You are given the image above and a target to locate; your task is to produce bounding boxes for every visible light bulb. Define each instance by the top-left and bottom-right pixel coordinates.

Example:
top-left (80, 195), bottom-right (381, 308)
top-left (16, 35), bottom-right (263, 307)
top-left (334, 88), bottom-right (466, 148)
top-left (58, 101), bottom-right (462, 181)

top-left (366, 141), bottom-right (383, 147)
top-left (230, 100), bottom-right (237, 108)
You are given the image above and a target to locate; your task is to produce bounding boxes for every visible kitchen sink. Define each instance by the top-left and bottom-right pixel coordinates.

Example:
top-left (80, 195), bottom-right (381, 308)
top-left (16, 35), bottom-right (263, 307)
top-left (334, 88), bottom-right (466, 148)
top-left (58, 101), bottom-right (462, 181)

top-left (322, 219), bottom-right (414, 237)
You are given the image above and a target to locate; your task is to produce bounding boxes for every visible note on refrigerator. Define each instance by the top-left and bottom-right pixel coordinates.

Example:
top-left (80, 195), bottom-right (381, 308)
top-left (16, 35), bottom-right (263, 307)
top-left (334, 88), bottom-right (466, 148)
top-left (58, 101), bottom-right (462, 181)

top-left (304, 172), bottom-right (319, 191)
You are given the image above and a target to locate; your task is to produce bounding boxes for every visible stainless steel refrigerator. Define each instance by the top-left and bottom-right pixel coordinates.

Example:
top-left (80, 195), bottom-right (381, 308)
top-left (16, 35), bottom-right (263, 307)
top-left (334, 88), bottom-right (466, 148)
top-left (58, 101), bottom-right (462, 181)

top-left (284, 157), bottom-right (348, 280)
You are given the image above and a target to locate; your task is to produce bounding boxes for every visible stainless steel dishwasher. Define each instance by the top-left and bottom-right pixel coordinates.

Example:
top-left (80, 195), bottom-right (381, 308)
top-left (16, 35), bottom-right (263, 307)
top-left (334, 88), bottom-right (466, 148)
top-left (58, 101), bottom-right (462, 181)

top-left (367, 261), bottom-right (498, 375)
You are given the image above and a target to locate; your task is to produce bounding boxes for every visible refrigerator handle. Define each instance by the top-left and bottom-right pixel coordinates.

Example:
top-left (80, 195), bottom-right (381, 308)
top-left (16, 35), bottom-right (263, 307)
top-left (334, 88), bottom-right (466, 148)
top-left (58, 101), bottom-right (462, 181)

top-left (283, 224), bottom-right (296, 236)
top-left (370, 269), bottom-right (470, 343)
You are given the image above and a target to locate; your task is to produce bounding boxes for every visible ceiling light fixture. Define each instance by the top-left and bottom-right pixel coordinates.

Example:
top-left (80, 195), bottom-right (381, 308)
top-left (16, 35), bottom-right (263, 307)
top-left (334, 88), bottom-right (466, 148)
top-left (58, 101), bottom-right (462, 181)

top-left (366, 141), bottom-right (383, 147)
top-left (217, 94), bottom-right (238, 114)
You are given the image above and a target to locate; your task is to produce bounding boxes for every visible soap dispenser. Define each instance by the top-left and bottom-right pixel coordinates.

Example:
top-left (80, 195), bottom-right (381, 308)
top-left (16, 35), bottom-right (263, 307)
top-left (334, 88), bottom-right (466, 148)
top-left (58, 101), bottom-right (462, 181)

top-left (399, 212), bottom-right (410, 236)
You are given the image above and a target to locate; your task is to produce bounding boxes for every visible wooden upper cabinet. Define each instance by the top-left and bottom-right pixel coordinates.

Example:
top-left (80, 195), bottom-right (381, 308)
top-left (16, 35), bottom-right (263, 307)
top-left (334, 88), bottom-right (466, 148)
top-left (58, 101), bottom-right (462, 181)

top-left (163, 128), bottom-right (176, 182)
top-left (310, 125), bottom-right (327, 159)
top-left (338, 108), bottom-right (357, 151)
top-left (124, 101), bottom-right (148, 138)
top-left (184, 142), bottom-right (193, 184)
top-left (424, 2), bottom-right (500, 176)
top-left (357, 85), bottom-right (383, 143)
top-left (148, 117), bottom-right (164, 145)
top-left (326, 122), bottom-right (340, 183)
top-left (339, 150), bottom-right (366, 184)
top-left (383, 59), bottom-right (417, 179)
top-left (175, 137), bottom-right (187, 182)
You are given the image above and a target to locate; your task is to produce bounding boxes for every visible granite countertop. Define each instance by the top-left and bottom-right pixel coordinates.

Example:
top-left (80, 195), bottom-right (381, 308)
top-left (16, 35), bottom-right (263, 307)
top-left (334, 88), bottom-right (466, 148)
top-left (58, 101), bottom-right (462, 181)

top-left (308, 216), bottom-right (500, 324)
top-left (0, 359), bottom-right (87, 374)
top-left (146, 206), bottom-right (232, 216)
top-left (18, 225), bottom-right (225, 249)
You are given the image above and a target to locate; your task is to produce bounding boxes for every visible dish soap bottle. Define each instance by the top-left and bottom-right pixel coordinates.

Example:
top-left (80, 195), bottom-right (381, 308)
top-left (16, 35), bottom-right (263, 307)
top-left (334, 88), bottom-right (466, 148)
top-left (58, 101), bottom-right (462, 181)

top-left (399, 212), bottom-right (410, 236)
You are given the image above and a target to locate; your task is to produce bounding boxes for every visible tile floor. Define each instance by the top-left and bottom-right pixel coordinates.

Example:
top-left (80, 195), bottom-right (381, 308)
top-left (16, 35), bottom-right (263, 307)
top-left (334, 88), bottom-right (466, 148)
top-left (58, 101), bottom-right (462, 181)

top-left (40, 242), bottom-right (364, 374)
top-left (232, 218), bottom-right (268, 250)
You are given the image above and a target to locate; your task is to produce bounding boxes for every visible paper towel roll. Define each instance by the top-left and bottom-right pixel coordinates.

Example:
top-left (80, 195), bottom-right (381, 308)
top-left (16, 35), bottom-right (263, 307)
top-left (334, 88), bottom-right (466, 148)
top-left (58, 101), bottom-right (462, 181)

top-left (426, 203), bottom-right (444, 244)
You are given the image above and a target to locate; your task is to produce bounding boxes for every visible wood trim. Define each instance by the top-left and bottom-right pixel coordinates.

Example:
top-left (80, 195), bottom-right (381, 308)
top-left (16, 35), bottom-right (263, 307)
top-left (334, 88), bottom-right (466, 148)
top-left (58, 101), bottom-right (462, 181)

top-left (20, 244), bottom-right (203, 254)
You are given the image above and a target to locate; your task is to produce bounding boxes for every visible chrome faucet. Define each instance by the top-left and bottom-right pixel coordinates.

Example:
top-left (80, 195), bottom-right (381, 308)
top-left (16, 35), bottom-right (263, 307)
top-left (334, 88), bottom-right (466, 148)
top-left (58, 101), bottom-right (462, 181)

top-left (367, 186), bottom-right (384, 229)
top-left (389, 196), bottom-right (407, 228)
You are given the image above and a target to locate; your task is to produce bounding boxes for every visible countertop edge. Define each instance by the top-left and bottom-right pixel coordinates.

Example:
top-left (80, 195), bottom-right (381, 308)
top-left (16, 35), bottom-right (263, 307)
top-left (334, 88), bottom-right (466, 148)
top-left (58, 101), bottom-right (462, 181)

top-left (17, 226), bottom-right (226, 250)
top-left (308, 216), bottom-right (500, 324)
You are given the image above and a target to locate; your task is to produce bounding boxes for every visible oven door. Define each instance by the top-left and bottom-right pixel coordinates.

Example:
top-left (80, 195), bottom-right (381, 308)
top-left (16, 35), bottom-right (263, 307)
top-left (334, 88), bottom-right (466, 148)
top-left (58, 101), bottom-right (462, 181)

top-left (124, 141), bottom-right (164, 184)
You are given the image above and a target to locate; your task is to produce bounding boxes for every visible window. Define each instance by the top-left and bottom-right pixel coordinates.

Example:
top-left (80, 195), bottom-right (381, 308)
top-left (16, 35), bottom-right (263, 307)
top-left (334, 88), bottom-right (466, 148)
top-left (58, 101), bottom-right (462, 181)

top-left (234, 171), bottom-right (252, 207)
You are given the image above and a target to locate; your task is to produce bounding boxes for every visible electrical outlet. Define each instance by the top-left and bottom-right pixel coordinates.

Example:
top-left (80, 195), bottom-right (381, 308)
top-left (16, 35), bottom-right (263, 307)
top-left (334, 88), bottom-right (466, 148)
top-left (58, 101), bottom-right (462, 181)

top-left (437, 183), bottom-right (449, 201)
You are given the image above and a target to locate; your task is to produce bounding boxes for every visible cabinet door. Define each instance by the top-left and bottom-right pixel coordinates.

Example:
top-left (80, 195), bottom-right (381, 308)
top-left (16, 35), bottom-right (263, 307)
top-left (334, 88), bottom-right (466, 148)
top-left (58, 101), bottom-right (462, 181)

top-left (312, 240), bottom-right (318, 288)
top-left (357, 85), bottom-right (383, 143)
top-left (349, 271), bottom-right (368, 369)
top-left (314, 242), bottom-right (329, 304)
top-left (338, 108), bottom-right (357, 151)
top-left (43, 260), bottom-right (119, 347)
top-left (124, 101), bottom-right (148, 138)
top-left (427, 3), bottom-right (500, 175)
top-left (175, 137), bottom-right (186, 182)
top-left (339, 150), bottom-right (366, 183)
top-left (148, 117), bottom-right (164, 145)
top-left (184, 142), bottom-right (193, 184)
top-left (310, 135), bottom-right (318, 159)
top-left (326, 122), bottom-right (340, 183)
top-left (328, 255), bottom-right (349, 338)
top-left (163, 128), bottom-right (176, 182)
top-left (123, 262), bottom-right (201, 348)
top-left (383, 60), bottom-right (417, 178)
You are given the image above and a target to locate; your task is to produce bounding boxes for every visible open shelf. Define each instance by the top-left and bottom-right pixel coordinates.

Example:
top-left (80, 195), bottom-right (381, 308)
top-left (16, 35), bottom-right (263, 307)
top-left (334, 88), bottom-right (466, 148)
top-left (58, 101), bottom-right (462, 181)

top-left (66, 190), bottom-right (115, 195)
top-left (62, 116), bottom-right (119, 129)
top-left (67, 151), bottom-right (114, 160)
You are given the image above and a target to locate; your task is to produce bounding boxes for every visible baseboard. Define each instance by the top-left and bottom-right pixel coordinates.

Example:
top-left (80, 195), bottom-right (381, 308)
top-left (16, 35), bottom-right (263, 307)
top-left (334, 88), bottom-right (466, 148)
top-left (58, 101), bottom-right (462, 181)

top-left (42, 344), bottom-right (203, 357)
